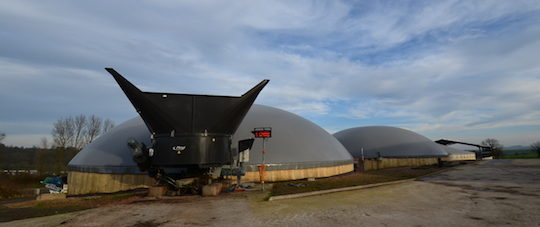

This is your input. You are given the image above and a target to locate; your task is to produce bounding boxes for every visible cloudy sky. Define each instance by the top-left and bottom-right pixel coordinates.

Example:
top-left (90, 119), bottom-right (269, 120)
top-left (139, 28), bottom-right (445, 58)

top-left (1, 0), bottom-right (540, 147)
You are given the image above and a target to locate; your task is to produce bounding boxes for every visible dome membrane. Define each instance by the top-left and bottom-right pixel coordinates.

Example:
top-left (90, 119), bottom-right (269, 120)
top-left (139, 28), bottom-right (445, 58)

top-left (334, 126), bottom-right (448, 159)
top-left (68, 105), bottom-right (353, 174)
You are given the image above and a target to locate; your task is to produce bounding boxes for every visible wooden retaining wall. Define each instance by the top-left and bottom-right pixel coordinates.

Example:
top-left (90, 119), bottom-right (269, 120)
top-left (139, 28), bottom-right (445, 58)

top-left (240, 163), bottom-right (353, 182)
top-left (358, 154), bottom-right (476, 171)
top-left (442, 153), bottom-right (476, 161)
top-left (362, 158), bottom-right (439, 171)
top-left (67, 163), bottom-right (354, 195)
top-left (67, 171), bottom-right (155, 195)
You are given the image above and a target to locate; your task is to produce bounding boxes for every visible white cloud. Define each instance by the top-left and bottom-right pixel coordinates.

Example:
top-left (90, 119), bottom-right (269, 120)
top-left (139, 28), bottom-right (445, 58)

top-left (1, 0), bottom-right (540, 146)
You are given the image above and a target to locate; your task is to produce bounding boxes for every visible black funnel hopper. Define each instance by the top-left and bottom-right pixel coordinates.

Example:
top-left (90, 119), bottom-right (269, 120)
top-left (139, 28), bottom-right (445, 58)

top-left (106, 68), bottom-right (269, 168)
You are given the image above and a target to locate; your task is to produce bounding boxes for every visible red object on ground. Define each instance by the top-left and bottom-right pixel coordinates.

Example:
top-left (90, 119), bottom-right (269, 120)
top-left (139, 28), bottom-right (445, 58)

top-left (258, 164), bottom-right (266, 184)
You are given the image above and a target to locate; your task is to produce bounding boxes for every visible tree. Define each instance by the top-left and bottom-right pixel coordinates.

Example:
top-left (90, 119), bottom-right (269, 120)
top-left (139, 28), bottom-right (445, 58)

top-left (36, 138), bottom-right (51, 174)
top-left (85, 115), bottom-right (102, 144)
top-left (72, 114), bottom-right (87, 149)
top-left (52, 117), bottom-right (75, 148)
top-left (481, 138), bottom-right (503, 159)
top-left (531, 141), bottom-right (540, 157)
top-left (0, 132), bottom-right (5, 144)
top-left (40, 137), bottom-right (49, 149)
top-left (0, 132), bottom-right (4, 162)
top-left (51, 114), bottom-right (114, 150)
top-left (102, 119), bottom-right (115, 134)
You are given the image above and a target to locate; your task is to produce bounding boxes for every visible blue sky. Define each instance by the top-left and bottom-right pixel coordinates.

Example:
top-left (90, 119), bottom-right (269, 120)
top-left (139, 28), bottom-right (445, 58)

top-left (1, 0), bottom-right (540, 147)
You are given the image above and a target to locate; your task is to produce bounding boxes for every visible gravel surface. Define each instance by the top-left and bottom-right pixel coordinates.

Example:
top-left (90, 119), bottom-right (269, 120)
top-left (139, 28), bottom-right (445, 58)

top-left (5, 159), bottom-right (540, 227)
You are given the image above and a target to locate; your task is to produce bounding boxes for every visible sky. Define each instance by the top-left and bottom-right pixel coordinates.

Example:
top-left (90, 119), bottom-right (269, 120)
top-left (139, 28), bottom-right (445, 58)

top-left (1, 0), bottom-right (540, 148)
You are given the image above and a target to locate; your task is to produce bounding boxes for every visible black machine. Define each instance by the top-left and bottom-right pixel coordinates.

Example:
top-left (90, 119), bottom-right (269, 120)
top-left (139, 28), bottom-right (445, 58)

top-left (106, 68), bottom-right (269, 184)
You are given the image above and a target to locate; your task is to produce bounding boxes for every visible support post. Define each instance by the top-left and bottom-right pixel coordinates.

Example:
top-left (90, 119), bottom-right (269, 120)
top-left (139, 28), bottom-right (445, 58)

top-left (360, 147), bottom-right (365, 172)
top-left (260, 138), bottom-right (267, 191)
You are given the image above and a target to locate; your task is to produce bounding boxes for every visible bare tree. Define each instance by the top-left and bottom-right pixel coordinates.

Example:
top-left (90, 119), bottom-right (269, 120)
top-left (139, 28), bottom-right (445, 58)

top-left (40, 137), bottom-right (49, 149)
top-left (531, 141), bottom-right (540, 157)
top-left (0, 132), bottom-right (5, 143)
top-left (102, 119), bottom-right (115, 134)
top-left (0, 132), bottom-right (4, 162)
top-left (52, 117), bottom-right (75, 148)
top-left (51, 114), bottom-right (115, 150)
top-left (36, 137), bottom-right (50, 173)
top-left (481, 138), bottom-right (504, 159)
top-left (72, 114), bottom-right (87, 149)
top-left (85, 115), bottom-right (103, 144)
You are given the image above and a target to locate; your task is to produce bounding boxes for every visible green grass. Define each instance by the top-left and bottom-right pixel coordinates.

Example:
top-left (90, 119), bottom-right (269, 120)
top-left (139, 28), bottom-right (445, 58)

top-left (0, 174), bottom-right (46, 199)
top-left (0, 173), bottom-right (145, 222)
top-left (271, 166), bottom-right (445, 197)
top-left (0, 192), bottom-right (143, 222)
top-left (501, 153), bottom-right (539, 159)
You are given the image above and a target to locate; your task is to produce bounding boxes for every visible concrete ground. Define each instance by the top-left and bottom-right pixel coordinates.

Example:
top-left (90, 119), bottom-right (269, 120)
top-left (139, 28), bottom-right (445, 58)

top-left (5, 159), bottom-right (540, 227)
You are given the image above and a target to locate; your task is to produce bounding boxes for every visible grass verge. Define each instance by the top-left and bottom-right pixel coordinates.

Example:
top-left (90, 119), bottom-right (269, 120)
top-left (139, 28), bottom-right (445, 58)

top-left (271, 166), bottom-right (446, 197)
top-left (0, 174), bottom-right (45, 200)
top-left (0, 191), bottom-right (143, 223)
top-left (501, 154), bottom-right (539, 159)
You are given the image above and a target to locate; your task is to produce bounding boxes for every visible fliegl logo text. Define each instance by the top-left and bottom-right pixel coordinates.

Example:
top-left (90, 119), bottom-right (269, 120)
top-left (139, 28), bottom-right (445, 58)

top-left (173, 145), bottom-right (186, 154)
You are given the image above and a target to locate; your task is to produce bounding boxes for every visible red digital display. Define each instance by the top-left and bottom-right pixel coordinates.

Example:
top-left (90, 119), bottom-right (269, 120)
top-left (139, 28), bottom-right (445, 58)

top-left (253, 131), bottom-right (271, 138)
top-left (252, 127), bottom-right (272, 138)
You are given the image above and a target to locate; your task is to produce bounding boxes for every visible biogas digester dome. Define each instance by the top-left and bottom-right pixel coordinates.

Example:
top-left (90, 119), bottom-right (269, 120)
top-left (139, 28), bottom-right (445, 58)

top-left (333, 126), bottom-right (448, 170)
top-left (334, 126), bottom-right (447, 158)
top-left (67, 105), bottom-right (353, 195)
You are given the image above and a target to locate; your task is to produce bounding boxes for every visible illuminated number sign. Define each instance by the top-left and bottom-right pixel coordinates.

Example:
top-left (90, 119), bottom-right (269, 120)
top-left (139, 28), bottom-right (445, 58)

top-left (252, 127), bottom-right (272, 138)
top-left (253, 131), bottom-right (271, 138)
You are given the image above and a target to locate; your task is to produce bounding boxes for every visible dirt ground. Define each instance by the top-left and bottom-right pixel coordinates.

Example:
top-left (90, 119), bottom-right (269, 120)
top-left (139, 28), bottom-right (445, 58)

top-left (5, 159), bottom-right (540, 227)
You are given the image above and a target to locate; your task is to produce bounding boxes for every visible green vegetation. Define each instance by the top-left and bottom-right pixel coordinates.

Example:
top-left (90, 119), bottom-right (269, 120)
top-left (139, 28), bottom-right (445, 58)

top-left (0, 114), bottom-right (115, 174)
top-left (482, 138), bottom-right (504, 159)
top-left (0, 145), bottom-right (78, 173)
top-left (0, 174), bottom-right (45, 199)
top-left (271, 166), bottom-right (445, 197)
top-left (0, 192), bottom-right (143, 222)
top-left (531, 141), bottom-right (540, 157)
top-left (501, 153), bottom-right (539, 159)
top-left (502, 146), bottom-right (538, 159)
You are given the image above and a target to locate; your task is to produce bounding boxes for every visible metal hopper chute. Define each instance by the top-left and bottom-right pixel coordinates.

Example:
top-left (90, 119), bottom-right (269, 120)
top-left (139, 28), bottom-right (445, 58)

top-left (106, 68), bottom-right (269, 173)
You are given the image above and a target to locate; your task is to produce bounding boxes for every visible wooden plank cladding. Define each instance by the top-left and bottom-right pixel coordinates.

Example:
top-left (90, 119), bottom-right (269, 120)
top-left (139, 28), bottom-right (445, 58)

top-left (67, 163), bottom-right (353, 195)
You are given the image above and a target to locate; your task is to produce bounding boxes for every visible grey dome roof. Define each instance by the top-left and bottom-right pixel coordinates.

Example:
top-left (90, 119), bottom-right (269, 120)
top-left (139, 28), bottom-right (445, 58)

top-left (68, 117), bottom-right (150, 174)
top-left (333, 126), bottom-right (448, 159)
top-left (68, 104), bottom-right (352, 174)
